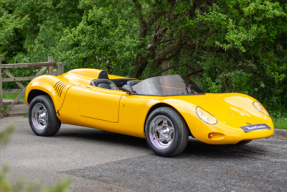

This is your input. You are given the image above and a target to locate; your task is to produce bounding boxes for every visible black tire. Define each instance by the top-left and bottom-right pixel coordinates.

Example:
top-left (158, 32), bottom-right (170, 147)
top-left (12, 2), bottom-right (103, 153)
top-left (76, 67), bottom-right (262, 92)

top-left (145, 107), bottom-right (189, 157)
top-left (237, 140), bottom-right (252, 145)
top-left (28, 95), bottom-right (61, 136)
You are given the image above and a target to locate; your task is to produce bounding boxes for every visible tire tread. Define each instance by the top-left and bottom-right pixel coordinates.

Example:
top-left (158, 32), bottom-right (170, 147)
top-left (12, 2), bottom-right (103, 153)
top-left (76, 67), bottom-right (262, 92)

top-left (28, 95), bottom-right (61, 136)
top-left (145, 107), bottom-right (189, 157)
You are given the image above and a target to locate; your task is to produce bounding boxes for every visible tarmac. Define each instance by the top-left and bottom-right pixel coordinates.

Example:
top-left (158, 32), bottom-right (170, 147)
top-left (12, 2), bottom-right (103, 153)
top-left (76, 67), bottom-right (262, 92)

top-left (0, 116), bottom-right (286, 192)
top-left (0, 103), bottom-right (287, 191)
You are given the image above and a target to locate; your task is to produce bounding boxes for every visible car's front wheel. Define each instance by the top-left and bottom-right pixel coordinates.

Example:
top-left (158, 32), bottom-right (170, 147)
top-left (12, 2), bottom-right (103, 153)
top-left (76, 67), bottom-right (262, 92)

top-left (145, 107), bottom-right (189, 157)
top-left (28, 95), bottom-right (61, 136)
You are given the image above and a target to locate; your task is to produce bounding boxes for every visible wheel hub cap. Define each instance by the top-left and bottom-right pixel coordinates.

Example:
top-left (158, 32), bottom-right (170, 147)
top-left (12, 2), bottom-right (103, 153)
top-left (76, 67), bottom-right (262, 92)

top-left (31, 103), bottom-right (48, 131)
top-left (149, 115), bottom-right (174, 150)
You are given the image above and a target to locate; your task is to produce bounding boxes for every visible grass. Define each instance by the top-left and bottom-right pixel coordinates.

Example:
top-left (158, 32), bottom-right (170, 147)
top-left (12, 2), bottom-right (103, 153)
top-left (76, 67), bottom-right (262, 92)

top-left (273, 116), bottom-right (287, 130)
top-left (1, 105), bottom-right (8, 112)
top-left (2, 93), bottom-right (25, 101)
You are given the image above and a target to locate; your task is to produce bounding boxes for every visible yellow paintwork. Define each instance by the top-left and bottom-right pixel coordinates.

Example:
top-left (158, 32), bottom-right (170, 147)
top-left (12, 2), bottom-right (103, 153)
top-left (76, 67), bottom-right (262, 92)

top-left (25, 68), bottom-right (274, 144)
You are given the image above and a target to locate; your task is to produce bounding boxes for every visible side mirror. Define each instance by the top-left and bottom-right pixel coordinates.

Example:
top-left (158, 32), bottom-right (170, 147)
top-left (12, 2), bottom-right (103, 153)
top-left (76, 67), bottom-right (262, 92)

top-left (122, 84), bottom-right (133, 94)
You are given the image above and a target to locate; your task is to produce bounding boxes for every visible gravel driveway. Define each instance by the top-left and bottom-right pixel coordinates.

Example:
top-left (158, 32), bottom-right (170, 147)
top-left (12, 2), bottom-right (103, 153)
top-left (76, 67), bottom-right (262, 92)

top-left (0, 116), bottom-right (286, 191)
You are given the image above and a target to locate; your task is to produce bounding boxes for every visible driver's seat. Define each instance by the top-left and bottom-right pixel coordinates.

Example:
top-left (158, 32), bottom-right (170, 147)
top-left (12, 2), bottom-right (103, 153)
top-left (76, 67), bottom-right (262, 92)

top-left (91, 79), bottom-right (118, 90)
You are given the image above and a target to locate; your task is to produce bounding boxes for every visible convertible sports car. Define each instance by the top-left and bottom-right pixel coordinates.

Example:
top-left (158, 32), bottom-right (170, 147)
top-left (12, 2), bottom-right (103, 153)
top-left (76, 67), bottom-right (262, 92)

top-left (25, 69), bottom-right (274, 156)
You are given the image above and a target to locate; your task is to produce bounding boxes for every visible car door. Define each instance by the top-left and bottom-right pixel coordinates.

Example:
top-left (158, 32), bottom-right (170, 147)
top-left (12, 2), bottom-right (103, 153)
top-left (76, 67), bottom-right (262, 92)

top-left (79, 85), bottom-right (124, 123)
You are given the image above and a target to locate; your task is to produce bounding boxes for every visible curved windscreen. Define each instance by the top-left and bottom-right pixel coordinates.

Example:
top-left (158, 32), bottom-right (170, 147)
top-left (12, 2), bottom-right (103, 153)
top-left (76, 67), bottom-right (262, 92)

top-left (132, 75), bottom-right (205, 96)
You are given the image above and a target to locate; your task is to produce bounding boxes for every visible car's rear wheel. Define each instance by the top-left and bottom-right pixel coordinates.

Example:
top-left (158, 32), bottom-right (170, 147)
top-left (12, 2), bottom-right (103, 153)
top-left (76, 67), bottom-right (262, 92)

top-left (145, 107), bottom-right (189, 157)
top-left (28, 95), bottom-right (61, 136)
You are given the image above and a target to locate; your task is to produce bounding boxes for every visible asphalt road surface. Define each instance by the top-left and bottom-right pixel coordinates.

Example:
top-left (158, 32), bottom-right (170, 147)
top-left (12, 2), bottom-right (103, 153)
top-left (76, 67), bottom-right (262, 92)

top-left (0, 116), bottom-right (286, 192)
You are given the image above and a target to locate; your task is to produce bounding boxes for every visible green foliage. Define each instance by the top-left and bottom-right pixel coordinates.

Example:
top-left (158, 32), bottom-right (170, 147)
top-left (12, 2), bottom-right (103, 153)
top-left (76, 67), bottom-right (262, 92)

top-left (206, 77), bottom-right (222, 93)
top-left (272, 116), bottom-right (287, 130)
top-left (1, 105), bottom-right (7, 113)
top-left (0, 1), bottom-right (28, 59)
top-left (55, 3), bottom-right (140, 75)
top-left (0, 0), bottom-right (83, 63)
top-left (0, 124), bottom-right (70, 191)
top-left (1, 0), bottom-right (287, 116)
top-left (193, 0), bottom-right (287, 115)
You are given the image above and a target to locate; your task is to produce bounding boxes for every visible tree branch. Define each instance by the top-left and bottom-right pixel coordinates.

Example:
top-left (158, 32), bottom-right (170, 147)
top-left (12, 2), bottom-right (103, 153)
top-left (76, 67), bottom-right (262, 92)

top-left (156, 63), bottom-right (190, 76)
top-left (154, 38), bottom-right (176, 47)
top-left (186, 68), bottom-right (204, 76)
top-left (183, 43), bottom-right (228, 53)
top-left (132, 0), bottom-right (147, 41)
top-left (151, 30), bottom-right (186, 69)
top-left (133, 53), bottom-right (151, 78)
top-left (147, 11), bottom-right (163, 28)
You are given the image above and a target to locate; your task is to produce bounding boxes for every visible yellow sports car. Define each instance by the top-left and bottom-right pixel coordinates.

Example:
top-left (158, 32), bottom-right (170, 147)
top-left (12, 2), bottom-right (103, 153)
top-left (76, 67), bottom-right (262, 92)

top-left (25, 69), bottom-right (274, 156)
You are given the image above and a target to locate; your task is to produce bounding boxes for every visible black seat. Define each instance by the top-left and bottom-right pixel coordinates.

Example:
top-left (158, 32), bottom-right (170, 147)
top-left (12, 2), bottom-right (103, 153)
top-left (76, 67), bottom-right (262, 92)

top-left (128, 80), bottom-right (141, 86)
top-left (91, 79), bottom-right (118, 90)
top-left (98, 70), bottom-right (109, 79)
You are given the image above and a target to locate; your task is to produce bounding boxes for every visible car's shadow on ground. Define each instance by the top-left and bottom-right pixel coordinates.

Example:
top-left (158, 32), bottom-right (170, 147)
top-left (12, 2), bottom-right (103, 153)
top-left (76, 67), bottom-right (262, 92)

top-left (55, 127), bottom-right (148, 149)
top-left (182, 138), bottom-right (269, 159)
top-left (53, 126), bottom-right (269, 159)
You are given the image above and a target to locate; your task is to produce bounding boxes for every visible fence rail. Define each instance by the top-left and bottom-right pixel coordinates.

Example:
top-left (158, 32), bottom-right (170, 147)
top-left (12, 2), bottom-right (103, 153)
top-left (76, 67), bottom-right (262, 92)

top-left (0, 56), bottom-right (64, 118)
top-left (1, 62), bottom-right (55, 68)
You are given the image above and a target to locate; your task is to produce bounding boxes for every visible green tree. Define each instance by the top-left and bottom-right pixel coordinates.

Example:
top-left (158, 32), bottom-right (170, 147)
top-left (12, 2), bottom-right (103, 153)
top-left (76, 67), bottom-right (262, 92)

top-left (0, 0), bottom-right (83, 63)
top-left (1, 0), bottom-right (287, 114)
top-left (0, 1), bottom-right (27, 60)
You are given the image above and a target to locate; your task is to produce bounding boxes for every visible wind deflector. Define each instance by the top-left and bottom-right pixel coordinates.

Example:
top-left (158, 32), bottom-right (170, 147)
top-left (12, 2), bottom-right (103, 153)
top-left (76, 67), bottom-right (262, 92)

top-left (132, 75), bottom-right (205, 96)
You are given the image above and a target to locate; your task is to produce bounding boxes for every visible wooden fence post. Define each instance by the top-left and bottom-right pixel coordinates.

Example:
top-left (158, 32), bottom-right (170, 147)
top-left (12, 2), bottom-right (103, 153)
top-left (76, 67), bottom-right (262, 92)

top-left (57, 62), bottom-right (64, 76)
top-left (48, 56), bottom-right (54, 75)
top-left (0, 58), bottom-right (3, 118)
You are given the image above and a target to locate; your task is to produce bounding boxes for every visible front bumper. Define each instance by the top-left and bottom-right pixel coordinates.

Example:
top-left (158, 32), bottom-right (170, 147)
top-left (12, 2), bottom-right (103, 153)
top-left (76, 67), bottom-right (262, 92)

top-left (187, 120), bottom-right (274, 145)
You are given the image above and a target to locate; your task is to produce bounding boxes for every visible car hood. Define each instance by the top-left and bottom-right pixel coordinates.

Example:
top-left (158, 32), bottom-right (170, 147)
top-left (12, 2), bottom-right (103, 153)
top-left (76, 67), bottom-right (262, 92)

top-left (165, 93), bottom-right (271, 127)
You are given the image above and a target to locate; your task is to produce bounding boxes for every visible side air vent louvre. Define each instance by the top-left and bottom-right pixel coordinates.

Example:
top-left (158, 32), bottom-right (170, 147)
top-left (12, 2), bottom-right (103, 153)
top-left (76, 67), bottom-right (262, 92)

top-left (54, 81), bottom-right (67, 97)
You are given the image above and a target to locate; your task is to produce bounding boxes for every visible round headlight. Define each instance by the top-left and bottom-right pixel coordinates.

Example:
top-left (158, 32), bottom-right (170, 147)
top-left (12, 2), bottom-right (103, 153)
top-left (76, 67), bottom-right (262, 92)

top-left (253, 101), bottom-right (269, 116)
top-left (196, 107), bottom-right (218, 125)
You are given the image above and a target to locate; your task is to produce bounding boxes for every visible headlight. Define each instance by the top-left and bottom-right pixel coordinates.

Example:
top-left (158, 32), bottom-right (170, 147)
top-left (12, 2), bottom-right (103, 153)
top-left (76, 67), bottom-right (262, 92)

top-left (196, 107), bottom-right (218, 125)
top-left (253, 101), bottom-right (269, 116)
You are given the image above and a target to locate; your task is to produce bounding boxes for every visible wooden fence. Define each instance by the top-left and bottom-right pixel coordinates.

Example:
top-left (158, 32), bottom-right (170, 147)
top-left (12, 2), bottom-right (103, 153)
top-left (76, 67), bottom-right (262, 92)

top-left (0, 56), bottom-right (64, 118)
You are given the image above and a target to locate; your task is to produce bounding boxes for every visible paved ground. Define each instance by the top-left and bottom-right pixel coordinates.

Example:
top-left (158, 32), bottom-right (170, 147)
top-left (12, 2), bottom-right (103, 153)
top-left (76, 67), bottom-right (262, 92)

top-left (0, 116), bottom-right (287, 191)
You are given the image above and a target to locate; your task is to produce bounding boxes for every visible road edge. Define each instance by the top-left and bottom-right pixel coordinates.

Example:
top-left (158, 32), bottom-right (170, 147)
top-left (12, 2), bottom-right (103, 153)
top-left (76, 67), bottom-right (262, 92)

top-left (273, 128), bottom-right (287, 139)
